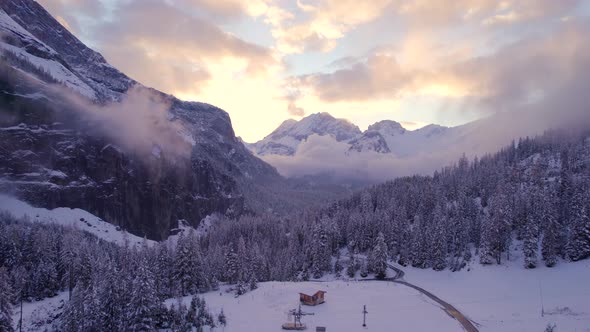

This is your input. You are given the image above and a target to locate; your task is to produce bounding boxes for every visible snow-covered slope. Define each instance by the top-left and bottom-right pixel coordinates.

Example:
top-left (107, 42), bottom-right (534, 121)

top-left (0, 194), bottom-right (150, 245)
top-left (404, 253), bottom-right (590, 331)
top-left (250, 113), bottom-right (361, 156)
top-left (0, 10), bottom-right (97, 99)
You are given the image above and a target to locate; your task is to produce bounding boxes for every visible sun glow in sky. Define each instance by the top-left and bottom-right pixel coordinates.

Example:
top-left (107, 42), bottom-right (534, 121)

top-left (40, 0), bottom-right (590, 142)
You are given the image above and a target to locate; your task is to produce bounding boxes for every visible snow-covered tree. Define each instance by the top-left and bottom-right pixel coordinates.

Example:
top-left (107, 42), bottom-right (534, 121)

top-left (0, 267), bottom-right (14, 332)
top-left (568, 204), bottom-right (590, 261)
top-left (218, 308), bottom-right (227, 328)
top-left (371, 232), bottom-right (388, 279)
top-left (522, 214), bottom-right (539, 268)
top-left (128, 258), bottom-right (160, 331)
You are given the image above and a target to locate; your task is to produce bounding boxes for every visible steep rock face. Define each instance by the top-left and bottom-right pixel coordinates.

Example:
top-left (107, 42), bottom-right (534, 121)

top-left (0, 0), bottom-right (280, 240)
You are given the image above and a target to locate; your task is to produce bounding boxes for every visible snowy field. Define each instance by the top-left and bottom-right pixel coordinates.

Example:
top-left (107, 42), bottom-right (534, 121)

top-left (177, 280), bottom-right (461, 332)
top-left (3, 194), bottom-right (589, 331)
top-left (11, 292), bottom-right (68, 332)
top-left (9, 259), bottom-right (590, 331)
top-left (0, 194), bottom-right (150, 245)
top-left (402, 257), bottom-right (590, 331)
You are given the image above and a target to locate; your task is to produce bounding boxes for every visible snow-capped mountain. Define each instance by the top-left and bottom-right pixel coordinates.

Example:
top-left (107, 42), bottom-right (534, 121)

top-left (0, 2), bottom-right (131, 101)
top-left (246, 111), bottom-right (543, 181)
top-left (361, 123), bottom-right (452, 157)
top-left (0, 0), bottom-right (284, 240)
top-left (250, 112), bottom-right (361, 156)
top-left (248, 113), bottom-right (457, 158)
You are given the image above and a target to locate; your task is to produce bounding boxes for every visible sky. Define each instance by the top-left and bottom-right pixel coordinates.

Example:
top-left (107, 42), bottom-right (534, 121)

top-left (38, 0), bottom-right (590, 142)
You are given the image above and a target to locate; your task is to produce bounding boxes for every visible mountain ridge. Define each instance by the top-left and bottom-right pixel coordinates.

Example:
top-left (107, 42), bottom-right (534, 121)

top-left (0, 0), bottom-right (286, 240)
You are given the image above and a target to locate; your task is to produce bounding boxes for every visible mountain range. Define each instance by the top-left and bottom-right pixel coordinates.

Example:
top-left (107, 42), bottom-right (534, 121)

top-left (0, 0), bottom-right (309, 240)
top-left (246, 107), bottom-right (589, 182)
top-left (248, 112), bottom-right (457, 158)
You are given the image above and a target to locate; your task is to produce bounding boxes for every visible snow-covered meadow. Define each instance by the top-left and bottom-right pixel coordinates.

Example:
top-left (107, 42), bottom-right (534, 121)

top-left (176, 280), bottom-right (461, 332)
top-left (404, 256), bottom-right (590, 331)
top-left (168, 257), bottom-right (590, 332)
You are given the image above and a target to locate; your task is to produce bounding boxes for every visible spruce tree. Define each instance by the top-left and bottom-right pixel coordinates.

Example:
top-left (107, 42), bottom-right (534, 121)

top-left (371, 232), bottom-right (388, 279)
top-left (218, 309), bottom-right (227, 328)
top-left (568, 205), bottom-right (590, 261)
top-left (224, 247), bottom-right (239, 284)
top-left (522, 214), bottom-right (538, 268)
top-left (0, 267), bottom-right (14, 332)
top-left (542, 208), bottom-right (560, 267)
top-left (128, 259), bottom-right (160, 331)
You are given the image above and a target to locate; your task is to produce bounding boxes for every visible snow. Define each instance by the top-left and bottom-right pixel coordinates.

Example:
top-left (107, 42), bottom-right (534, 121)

top-left (0, 41), bottom-right (97, 99)
top-left (171, 280), bottom-right (461, 332)
top-left (11, 292), bottom-right (68, 332)
top-left (152, 144), bottom-right (162, 158)
top-left (0, 90), bottom-right (48, 100)
top-left (0, 194), bottom-right (151, 246)
top-left (399, 255), bottom-right (590, 331)
top-left (0, 10), bottom-right (56, 55)
top-left (0, 10), bottom-right (97, 99)
top-left (251, 113), bottom-right (361, 156)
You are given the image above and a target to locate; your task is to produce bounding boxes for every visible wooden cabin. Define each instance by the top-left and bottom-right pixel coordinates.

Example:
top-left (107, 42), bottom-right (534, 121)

top-left (299, 291), bottom-right (326, 306)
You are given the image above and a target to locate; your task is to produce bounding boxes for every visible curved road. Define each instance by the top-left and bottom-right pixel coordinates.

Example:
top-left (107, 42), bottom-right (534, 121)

top-left (383, 263), bottom-right (479, 332)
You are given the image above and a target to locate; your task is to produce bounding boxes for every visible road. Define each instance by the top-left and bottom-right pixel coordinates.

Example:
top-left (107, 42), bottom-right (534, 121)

top-left (383, 263), bottom-right (479, 332)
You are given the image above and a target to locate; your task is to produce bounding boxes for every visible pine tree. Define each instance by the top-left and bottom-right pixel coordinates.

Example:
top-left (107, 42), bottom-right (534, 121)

top-left (522, 214), bottom-right (538, 268)
top-left (479, 212), bottom-right (494, 265)
top-left (170, 300), bottom-right (191, 332)
top-left (333, 254), bottom-right (343, 277)
top-left (431, 205), bottom-right (448, 271)
top-left (542, 205), bottom-right (560, 267)
top-left (371, 232), bottom-right (388, 279)
top-left (0, 267), bottom-right (14, 332)
top-left (224, 247), bottom-right (239, 284)
top-left (346, 251), bottom-right (356, 278)
top-left (128, 258), bottom-right (160, 331)
top-left (60, 284), bottom-right (86, 332)
top-left (175, 232), bottom-right (208, 295)
top-left (218, 309), bottom-right (227, 328)
top-left (568, 204), bottom-right (590, 261)
top-left (359, 260), bottom-right (368, 278)
top-left (309, 223), bottom-right (330, 278)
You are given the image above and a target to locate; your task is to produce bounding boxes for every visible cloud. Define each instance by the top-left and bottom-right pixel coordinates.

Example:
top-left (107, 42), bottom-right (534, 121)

top-left (102, 1), bottom-right (275, 85)
top-left (292, 19), bottom-right (590, 117)
top-left (268, 0), bottom-right (392, 54)
top-left (298, 54), bottom-right (410, 102)
top-left (37, 0), bottom-right (105, 35)
top-left (262, 20), bottom-right (590, 182)
top-left (263, 95), bottom-right (590, 183)
top-left (287, 101), bottom-right (305, 117)
top-left (51, 85), bottom-right (194, 161)
top-left (39, 0), bottom-right (277, 96)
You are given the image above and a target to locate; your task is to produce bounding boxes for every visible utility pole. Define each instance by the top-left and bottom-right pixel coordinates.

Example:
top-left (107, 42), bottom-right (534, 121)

top-left (362, 305), bottom-right (368, 327)
top-left (19, 289), bottom-right (23, 332)
top-left (539, 280), bottom-right (545, 317)
top-left (69, 260), bottom-right (73, 301)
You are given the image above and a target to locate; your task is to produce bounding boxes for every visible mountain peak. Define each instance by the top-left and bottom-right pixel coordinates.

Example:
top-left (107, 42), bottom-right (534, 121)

top-left (368, 120), bottom-right (406, 136)
top-left (251, 112), bottom-right (361, 156)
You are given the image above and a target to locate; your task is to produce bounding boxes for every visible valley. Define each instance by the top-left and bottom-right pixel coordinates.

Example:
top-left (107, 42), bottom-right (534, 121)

top-left (1, 1), bottom-right (589, 331)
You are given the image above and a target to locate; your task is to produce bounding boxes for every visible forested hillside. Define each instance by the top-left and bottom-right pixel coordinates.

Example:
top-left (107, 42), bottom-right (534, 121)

top-left (1, 129), bottom-right (589, 330)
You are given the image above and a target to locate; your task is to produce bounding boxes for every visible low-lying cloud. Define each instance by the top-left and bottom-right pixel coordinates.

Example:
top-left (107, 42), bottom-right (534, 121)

top-left (262, 79), bottom-right (590, 183)
top-left (51, 85), bottom-right (194, 162)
